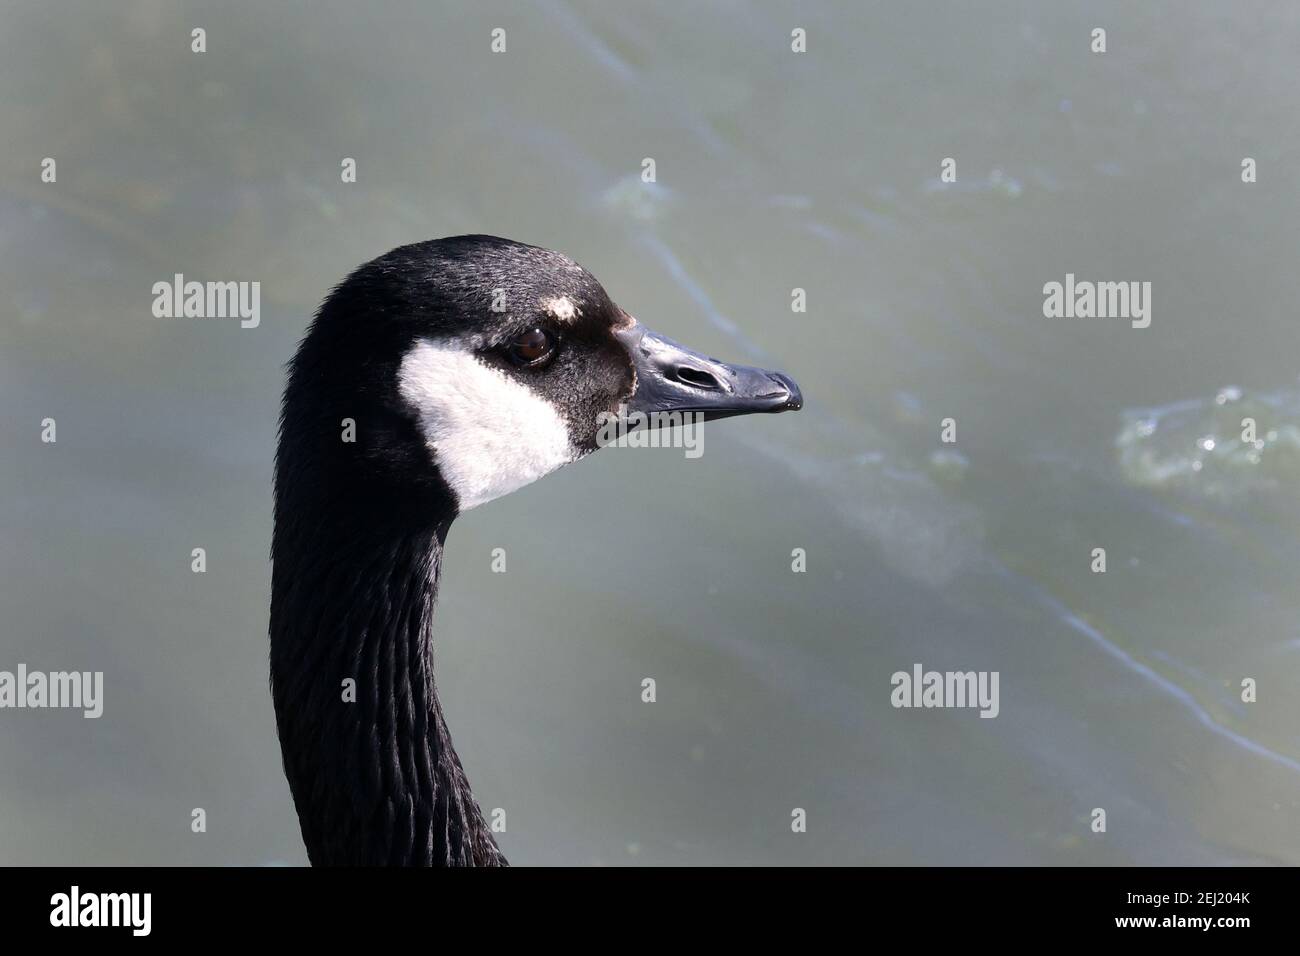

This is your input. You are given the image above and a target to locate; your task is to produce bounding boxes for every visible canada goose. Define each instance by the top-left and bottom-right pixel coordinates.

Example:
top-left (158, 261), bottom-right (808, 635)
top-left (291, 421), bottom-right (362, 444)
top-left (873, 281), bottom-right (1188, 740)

top-left (270, 235), bottom-right (802, 866)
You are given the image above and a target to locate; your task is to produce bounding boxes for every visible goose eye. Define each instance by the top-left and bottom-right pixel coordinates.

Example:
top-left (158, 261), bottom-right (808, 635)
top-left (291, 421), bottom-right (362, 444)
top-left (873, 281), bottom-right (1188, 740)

top-left (506, 328), bottom-right (556, 368)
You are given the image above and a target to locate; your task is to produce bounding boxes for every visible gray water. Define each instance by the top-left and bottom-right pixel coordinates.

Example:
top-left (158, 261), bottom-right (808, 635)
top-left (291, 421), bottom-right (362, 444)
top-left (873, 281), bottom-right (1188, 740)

top-left (2, 0), bottom-right (1299, 865)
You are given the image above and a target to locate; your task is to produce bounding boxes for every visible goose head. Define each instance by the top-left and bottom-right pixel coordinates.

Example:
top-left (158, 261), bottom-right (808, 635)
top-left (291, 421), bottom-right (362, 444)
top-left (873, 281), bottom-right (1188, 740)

top-left (278, 234), bottom-right (801, 522)
top-left (270, 234), bottom-right (801, 865)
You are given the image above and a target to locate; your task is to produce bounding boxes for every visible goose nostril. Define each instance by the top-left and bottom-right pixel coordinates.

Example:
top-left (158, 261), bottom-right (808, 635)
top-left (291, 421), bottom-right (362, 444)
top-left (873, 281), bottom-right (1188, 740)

top-left (675, 366), bottom-right (721, 390)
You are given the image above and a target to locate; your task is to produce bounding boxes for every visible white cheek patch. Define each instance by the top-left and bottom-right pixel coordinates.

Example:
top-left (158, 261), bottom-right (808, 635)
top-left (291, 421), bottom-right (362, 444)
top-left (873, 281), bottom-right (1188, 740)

top-left (398, 339), bottom-right (577, 511)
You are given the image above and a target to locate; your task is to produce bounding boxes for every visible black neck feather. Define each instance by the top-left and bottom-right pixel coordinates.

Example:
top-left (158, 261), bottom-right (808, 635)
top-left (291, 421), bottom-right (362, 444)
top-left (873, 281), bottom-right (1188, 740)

top-left (270, 491), bottom-right (505, 866)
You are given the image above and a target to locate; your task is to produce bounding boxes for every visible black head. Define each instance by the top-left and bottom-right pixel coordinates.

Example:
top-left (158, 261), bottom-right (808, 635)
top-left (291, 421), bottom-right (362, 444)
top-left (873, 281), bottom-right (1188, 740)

top-left (269, 235), bottom-right (801, 865)
top-left (276, 234), bottom-right (801, 523)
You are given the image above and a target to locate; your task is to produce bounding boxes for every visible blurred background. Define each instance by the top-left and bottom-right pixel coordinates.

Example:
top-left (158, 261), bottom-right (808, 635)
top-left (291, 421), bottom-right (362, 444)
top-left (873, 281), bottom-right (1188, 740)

top-left (2, 0), bottom-right (1299, 864)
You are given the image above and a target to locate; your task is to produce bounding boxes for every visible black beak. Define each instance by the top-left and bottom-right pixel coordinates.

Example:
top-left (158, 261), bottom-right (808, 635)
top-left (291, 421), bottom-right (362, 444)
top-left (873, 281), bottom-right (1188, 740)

top-left (613, 322), bottom-right (803, 423)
